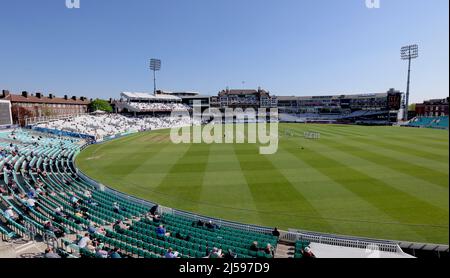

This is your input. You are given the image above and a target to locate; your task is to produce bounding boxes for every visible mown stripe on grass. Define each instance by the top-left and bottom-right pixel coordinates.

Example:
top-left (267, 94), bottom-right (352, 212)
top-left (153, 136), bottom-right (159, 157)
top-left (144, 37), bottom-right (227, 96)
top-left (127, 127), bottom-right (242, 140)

top-left (384, 134), bottom-right (449, 148)
top-left (233, 143), bottom-right (334, 231)
top-left (78, 136), bottom-right (190, 198)
top-left (322, 137), bottom-right (449, 189)
top-left (306, 133), bottom-right (449, 209)
top-left (76, 143), bottom-right (148, 180)
top-left (274, 144), bottom-right (428, 241)
top-left (353, 136), bottom-right (449, 165)
top-left (198, 143), bottom-right (264, 225)
top-left (303, 124), bottom-right (365, 136)
top-left (151, 143), bottom-right (211, 211)
top-left (282, 144), bottom-right (448, 242)
top-left (316, 125), bottom-right (367, 137)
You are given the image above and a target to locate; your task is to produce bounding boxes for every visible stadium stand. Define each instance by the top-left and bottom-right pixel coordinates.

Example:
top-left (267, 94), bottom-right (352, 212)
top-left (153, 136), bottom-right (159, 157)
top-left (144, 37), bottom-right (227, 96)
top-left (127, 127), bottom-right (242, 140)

top-left (127, 102), bottom-right (190, 112)
top-left (406, 116), bottom-right (449, 129)
top-left (1, 128), bottom-right (280, 258)
top-left (279, 110), bottom-right (391, 123)
top-left (34, 114), bottom-right (199, 141)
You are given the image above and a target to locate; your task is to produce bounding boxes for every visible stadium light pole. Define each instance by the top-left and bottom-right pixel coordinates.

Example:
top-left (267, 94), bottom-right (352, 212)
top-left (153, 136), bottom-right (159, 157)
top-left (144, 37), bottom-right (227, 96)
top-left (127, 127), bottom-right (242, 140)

top-left (150, 58), bottom-right (161, 95)
top-left (401, 44), bottom-right (419, 121)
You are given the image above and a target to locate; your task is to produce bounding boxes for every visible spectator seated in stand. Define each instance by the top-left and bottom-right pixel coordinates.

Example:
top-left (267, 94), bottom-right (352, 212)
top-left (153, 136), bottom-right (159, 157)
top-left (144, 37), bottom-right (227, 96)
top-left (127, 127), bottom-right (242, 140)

top-left (208, 247), bottom-right (223, 258)
top-left (25, 197), bottom-right (38, 211)
top-left (3, 206), bottom-right (24, 223)
top-left (164, 247), bottom-right (179, 258)
top-left (54, 207), bottom-right (66, 218)
top-left (95, 247), bottom-right (109, 258)
top-left (223, 249), bottom-right (237, 259)
top-left (113, 220), bottom-right (129, 233)
top-left (0, 184), bottom-right (7, 195)
top-left (44, 220), bottom-right (65, 238)
top-left (249, 241), bottom-right (259, 252)
top-left (205, 220), bottom-right (220, 230)
top-left (156, 224), bottom-right (170, 238)
top-left (193, 219), bottom-right (204, 227)
top-left (152, 214), bottom-right (161, 223)
top-left (113, 202), bottom-right (127, 214)
top-left (70, 195), bottom-right (79, 204)
top-left (43, 247), bottom-right (61, 258)
top-left (27, 189), bottom-right (37, 199)
top-left (87, 222), bottom-right (97, 234)
top-left (264, 243), bottom-right (275, 257)
top-left (83, 190), bottom-right (92, 198)
top-left (109, 248), bottom-right (122, 258)
top-left (302, 246), bottom-right (316, 258)
top-left (78, 233), bottom-right (95, 251)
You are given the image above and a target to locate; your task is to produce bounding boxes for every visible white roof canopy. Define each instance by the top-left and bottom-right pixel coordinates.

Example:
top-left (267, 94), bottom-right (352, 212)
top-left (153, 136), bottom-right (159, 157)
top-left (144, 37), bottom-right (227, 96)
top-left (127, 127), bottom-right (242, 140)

top-left (121, 92), bottom-right (181, 101)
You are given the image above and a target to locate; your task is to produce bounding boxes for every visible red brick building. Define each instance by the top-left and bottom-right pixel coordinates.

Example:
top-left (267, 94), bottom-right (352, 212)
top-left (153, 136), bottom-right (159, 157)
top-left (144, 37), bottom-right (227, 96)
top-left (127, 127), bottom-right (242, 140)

top-left (415, 98), bottom-right (449, 117)
top-left (1, 90), bottom-right (90, 125)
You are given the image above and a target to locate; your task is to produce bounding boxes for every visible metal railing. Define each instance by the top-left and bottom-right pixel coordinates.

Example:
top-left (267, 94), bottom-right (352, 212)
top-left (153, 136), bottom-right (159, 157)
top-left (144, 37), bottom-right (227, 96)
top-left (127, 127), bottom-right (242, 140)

top-left (286, 228), bottom-right (409, 253)
top-left (23, 220), bottom-right (37, 242)
top-left (43, 231), bottom-right (58, 250)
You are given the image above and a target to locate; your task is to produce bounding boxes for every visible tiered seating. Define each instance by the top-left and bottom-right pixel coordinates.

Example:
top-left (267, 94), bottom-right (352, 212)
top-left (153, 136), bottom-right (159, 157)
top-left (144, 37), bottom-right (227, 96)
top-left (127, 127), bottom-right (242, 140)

top-left (293, 240), bottom-right (311, 258)
top-left (430, 116), bottom-right (449, 129)
top-left (0, 223), bottom-right (17, 240)
top-left (151, 214), bottom-right (277, 258)
top-left (128, 102), bottom-right (190, 112)
top-left (407, 116), bottom-right (449, 129)
top-left (1, 128), bottom-right (279, 259)
top-left (35, 114), bottom-right (199, 140)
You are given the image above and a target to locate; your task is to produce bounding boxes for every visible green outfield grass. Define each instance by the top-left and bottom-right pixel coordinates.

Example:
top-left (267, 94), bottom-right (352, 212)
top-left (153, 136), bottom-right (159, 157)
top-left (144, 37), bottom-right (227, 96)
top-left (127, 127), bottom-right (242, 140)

top-left (76, 124), bottom-right (449, 244)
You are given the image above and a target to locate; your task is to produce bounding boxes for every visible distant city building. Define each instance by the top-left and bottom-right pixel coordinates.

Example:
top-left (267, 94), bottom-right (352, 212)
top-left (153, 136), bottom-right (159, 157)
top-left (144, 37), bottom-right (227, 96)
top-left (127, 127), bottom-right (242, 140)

top-left (0, 90), bottom-right (90, 125)
top-left (415, 98), bottom-right (449, 116)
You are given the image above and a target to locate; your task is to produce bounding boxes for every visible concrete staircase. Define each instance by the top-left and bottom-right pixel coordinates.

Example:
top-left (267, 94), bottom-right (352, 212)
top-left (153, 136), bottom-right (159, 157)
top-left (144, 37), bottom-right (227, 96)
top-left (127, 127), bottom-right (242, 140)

top-left (274, 242), bottom-right (294, 258)
top-left (0, 239), bottom-right (48, 258)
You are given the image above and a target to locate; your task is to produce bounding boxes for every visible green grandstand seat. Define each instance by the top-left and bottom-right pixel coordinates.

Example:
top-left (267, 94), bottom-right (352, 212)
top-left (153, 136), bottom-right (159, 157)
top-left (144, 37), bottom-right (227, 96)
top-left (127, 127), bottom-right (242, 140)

top-left (195, 250), bottom-right (204, 258)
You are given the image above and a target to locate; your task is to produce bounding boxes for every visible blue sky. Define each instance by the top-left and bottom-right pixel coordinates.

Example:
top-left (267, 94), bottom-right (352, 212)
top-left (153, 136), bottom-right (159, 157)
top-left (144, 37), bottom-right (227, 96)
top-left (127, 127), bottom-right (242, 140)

top-left (0, 0), bottom-right (448, 103)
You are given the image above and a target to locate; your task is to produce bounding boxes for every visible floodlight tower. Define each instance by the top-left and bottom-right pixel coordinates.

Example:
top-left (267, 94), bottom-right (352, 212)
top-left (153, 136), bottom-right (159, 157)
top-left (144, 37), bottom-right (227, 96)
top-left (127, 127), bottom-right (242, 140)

top-left (401, 44), bottom-right (419, 121)
top-left (150, 58), bottom-right (161, 95)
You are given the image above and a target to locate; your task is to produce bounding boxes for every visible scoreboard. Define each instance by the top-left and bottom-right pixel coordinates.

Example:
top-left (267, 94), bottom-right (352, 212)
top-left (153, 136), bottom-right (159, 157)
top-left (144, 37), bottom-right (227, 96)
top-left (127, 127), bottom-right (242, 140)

top-left (387, 92), bottom-right (402, 110)
top-left (0, 100), bottom-right (12, 126)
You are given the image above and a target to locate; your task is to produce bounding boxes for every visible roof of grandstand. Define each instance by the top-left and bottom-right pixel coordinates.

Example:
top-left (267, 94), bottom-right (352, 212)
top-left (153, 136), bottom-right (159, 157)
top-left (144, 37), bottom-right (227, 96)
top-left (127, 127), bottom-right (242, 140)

top-left (121, 92), bottom-right (181, 101)
top-left (218, 88), bottom-right (271, 97)
top-left (285, 92), bottom-right (389, 100)
top-left (159, 91), bottom-right (201, 97)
